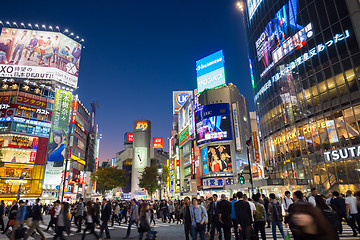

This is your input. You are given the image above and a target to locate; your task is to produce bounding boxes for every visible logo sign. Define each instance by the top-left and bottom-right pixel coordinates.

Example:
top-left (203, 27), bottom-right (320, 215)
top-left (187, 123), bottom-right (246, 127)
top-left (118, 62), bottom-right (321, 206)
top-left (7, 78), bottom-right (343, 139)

top-left (324, 145), bottom-right (360, 162)
top-left (173, 91), bottom-right (193, 114)
top-left (128, 133), bottom-right (133, 142)
top-left (136, 122), bottom-right (148, 131)
top-left (153, 137), bottom-right (164, 148)
top-left (202, 177), bottom-right (232, 190)
top-left (176, 92), bottom-right (190, 106)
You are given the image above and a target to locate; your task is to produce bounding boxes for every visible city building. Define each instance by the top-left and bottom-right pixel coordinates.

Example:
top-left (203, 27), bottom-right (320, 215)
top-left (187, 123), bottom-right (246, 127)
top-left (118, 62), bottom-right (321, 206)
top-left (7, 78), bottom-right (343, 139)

top-left (245, 0), bottom-right (360, 193)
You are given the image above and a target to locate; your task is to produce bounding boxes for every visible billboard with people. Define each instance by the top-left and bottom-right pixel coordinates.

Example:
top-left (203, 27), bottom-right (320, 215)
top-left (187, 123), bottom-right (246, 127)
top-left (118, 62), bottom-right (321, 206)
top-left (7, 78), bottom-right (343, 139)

top-left (207, 144), bottom-right (232, 173)
top-left (0, 28), bottom-right (82, 88)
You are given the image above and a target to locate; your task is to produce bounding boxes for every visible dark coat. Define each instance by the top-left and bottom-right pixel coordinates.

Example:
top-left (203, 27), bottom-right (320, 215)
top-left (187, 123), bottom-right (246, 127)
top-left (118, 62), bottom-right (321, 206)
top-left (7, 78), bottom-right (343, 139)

top-left (330, 197), bottom-right (346, 218)
top-left (217, 199), bottom-right (232, 226)
top-left (101, 203), bottom-right (112, 222)
top-left (234, 200), bottom-right (253, 227)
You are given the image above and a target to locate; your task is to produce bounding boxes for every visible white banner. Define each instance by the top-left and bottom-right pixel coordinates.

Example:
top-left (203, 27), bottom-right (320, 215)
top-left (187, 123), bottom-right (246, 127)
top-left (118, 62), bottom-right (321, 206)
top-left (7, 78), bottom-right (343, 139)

top-left (232, 102), bottom-right (242, 152)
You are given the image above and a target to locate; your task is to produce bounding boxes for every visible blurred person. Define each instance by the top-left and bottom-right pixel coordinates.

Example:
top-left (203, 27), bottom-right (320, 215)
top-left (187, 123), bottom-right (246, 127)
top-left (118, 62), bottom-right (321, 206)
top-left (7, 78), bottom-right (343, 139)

top-left (10, 200), bottom-right (26, 240)
top-left (234, 192), bottom-right (252, 240)
top-left (82, 201), bottom-right (101, 240)
top-left (244, 194), bottom-right (256, 221)
top-left (2, 200), bottom-right (18, 234)
top-left (168, 201), bottom-right (175, 223)
top-left (314, 195), bottom-right (341, 234)
top-left (125, 199), bottom-right (139, 239)
top-left (183, 197), bottom-right (192, 240)
top-left (190, 198), bottom-right (207, 240)
top-left (0, 200), bottom-right (5, 231)
top-left (205, 197), bottom-right (213, 235)
top-left (111, 202), bottom-right (120, 226)
top-left (291, 202), bottom-right (339, 240)
top-left (268, 193), bottom-right (285, 240)
top-left (75, 198), bottom-right (85, 233)
top-left (282, 191), bottom-right (293, 227)
top-left (149, 204), bottom-right (156, 226)
top-left (209, 194), bottom-right (222, 240)
top-left (262, 194), bottom-right (270, 228)
top-left (308, 188), bottom-right (318, 207)
top-left (24, 198), bottom-right (45, 240)
top-left (346, 190), bottom-right (360, 236)
top-left (100, 199), bottom-right (111, 239)
top-left (253, 194), bottom-right (266, 240)
top-left (53, 202), bottom-right (71, 240)
top-left (330, 191), bottom-right (347, 234)
top-left (93, 198), bottom-right (101, 225)
top-left (230, 195), bottom-right (239, 240)
top-left (217, 194), bottom-right (231, 240)
top-left (138, 203), bottom-right (151, 240)
top-left (45, 200), bottom-right (60, 231)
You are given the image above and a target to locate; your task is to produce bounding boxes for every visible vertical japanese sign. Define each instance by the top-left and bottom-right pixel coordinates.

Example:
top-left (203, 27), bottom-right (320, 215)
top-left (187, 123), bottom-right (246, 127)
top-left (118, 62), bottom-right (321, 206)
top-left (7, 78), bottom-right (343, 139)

top-left (232, 102), bottom-right (242, 152)
top-left (43, 89), bottom-right (72, 187)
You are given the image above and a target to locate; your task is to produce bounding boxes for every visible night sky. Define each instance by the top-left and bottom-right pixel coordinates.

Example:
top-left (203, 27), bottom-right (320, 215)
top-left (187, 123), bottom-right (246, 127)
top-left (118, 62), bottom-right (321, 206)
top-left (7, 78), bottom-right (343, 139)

top-left (1, 0), bottom-right (254, 162)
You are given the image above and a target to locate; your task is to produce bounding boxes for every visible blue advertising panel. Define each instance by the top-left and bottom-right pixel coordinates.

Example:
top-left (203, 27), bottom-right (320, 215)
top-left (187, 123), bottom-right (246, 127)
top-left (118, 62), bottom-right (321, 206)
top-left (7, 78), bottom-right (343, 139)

top-left (195, 103), bottom-right (232, 145)
top-left (202, 147), bottom-right (208, 174)
top-left (196, 50), bottom-right (226, 93)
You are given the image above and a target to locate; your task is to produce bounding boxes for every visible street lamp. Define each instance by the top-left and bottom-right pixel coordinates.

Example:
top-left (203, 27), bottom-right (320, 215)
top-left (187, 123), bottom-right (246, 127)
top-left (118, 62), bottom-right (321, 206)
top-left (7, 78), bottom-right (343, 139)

top-left (236, 1), bottom-right (245, 12)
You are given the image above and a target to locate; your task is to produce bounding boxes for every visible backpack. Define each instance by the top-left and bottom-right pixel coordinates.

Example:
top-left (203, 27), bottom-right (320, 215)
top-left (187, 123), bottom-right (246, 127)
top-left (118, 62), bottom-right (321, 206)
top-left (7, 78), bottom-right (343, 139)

top-left (254, 202), bottom-right (265, 221)
top-left (270, 202), bottom-right (282, 221)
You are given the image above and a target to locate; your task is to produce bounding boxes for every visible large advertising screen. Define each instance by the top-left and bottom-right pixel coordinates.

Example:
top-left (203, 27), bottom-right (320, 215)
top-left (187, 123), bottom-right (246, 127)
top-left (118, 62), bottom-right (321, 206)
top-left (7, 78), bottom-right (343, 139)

top-left (196, 50), bottom-right (226, 93)
top-left (207, 144), bottom-right (232, 173)
top-left (178, 97), bottom-right (193, 134)
top-left (0, 28), bottom-right (82, 88)
top-left (43, 89), bottom-right (72, 186)
top-left (195, 103), bottom-right (232, 145)
top-left (173, 91), bottom-right (192, 114)
top-left (255, 0), bottom-right (313, 77)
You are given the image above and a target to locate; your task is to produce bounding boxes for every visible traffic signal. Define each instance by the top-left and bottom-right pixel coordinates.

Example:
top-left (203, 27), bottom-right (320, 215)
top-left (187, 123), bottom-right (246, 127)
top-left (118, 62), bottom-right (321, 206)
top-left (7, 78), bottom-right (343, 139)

top-left (239, 175), bottom-right (245, 184)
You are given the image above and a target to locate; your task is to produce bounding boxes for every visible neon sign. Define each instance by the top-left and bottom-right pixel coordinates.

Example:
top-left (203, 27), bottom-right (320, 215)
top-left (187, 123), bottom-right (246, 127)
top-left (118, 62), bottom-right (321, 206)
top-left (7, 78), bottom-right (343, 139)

top-left (254, 30), bottom-right (350, 102)
top-left (136, 122), bottom-right (148, 131)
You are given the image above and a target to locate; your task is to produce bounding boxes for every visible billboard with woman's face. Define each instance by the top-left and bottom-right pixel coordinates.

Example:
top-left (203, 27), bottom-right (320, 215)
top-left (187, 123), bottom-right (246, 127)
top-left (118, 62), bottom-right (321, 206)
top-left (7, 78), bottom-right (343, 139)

top-left (207, 144), bottom-right (232, 173)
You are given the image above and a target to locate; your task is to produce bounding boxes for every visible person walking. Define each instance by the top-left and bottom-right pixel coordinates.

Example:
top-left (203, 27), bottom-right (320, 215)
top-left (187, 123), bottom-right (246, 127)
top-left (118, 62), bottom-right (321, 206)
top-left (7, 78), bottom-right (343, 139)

top-left (82, 201), bottom-right (101, 240)
top-left (282, 191), bottom-right (293, 227)
top-left (0, 200), bottom-right (5, 231)
top-left (3, 200), bottom-right (18, 234)
top-left (111, 203), bottom-right (120, 227)
top-left (76, 198), bottom-right (85, 233)
top-left (234, 192), bottom-right (253, 240)
top-left (53, 202), bottom-right (71, 240)
top-left (253, 194), bottom-right (267, 240)
top-left (217, 194), bottom-right (232, 240)
top-left (183, 197), bottom-right (192, 240)
top-left (268, 193), bottom-right (285, 240)
top-left (10, 200), bottom-right (27, 240)
top-left (24, 198), bottom-right (45, 240)
top-left (209, 194), bottom-right (222, 240)
top-left (168, 201), bottom-right (175, 223)
top-left (124, 199), bottom-right (139, 239)
top-left (100, 199), bottom-right (111, 239)
top-left (314, 195), bottom-right (341, 234)
top-left (262, 194), bottom-right (270, 228)
top-left (190, 198), bottom-right (208, 240)
top-left (138, 203), bottom-right (151, 240)
top-left (308, 188), bottom-right (318, 207)
top-left (230, 195), bottom-right (238, 240)
top-left (330, 191), bottom-right (347, 235)
top-left (345, 190), bottom-right (360, 236)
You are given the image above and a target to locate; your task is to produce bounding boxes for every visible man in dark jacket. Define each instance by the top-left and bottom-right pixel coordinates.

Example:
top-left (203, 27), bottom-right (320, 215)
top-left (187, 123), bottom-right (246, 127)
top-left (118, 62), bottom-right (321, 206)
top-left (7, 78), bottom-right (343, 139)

top-left (235, 192), bottom-right (253, 240)
top-left (218, 194), bottom-right (232, 240)
top-left (24, 198), bottom-right (45, 240)
top-left (3, 200), bottom-right (18, 234)
top-left (209, 194), bottom-right (222, 240)
top-left (0, 200), bottom-right (5, 231)
top-left (100, 199), bottom-right (111, 239)
top-left (330, 191), bottom-right (348, 234)
top-left (183, 197), bottom-right (192, 240)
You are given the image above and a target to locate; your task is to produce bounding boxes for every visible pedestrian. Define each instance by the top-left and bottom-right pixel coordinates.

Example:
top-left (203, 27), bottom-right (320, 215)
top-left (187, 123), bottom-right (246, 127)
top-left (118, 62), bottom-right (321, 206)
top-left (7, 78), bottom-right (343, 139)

top-left (243, 194), bottom-right (256, 221)
top-left (234, 192), bottom-right (252, 240)
top-left (253, 194), bottom-right (266, 240)
top-left (24, 198), bottom-right (45, 240)
top-left (268, 193), bottom-right (285, 240)
top-left (111, 202), bottom-right (120, 226)
top-left (262, 194), bottom-right (270, 228)
top-left (209, 194), bottom-right (222, 240)
top-left (10, 200), bottom-right (27, 240)
top-left (308, 188), bottom-right (318, 207)
top-left (183, 197), bottom-right (192, 240)
top-left (82, 201), bottom-right (101, 240)
top-left (100, 199), bottom-right (111, 239)
top-left (168, 201), bottom-right (175, 223)
top-left (314, 195), bottom-right (341, 233)
top-left (138, 203), bottom-right (151, 240)
top-left (217, 194), bottom-right (232, 240)
top-left (53, 202), bottom-right (71, 240)
top-left (230, 195), bottom-right (238, 240)
top-left (93, 198), bottom-right (101, 225)
top-left (190, 198), bottom-right (207, 240)
top-left (330, 191), bottom-right (347, 235)
top-left (149, 204), bottom-right (156, 226)
top-left (0, 200), bottom-right (5, 231)
top-left (291, 202), bottom-right (339, 240)
top-left (3, 200), bottom-right (18, 234)
top-left (205, 197), bottom-right (213, 236)
top-left (76, 198), bottom-right (85, 233)
top-left (282, 191), bottom-right (293, 227)
top-left (345, 190), bottom-right (360, 236)
top-left (125, 199), bottom-right (139, 239)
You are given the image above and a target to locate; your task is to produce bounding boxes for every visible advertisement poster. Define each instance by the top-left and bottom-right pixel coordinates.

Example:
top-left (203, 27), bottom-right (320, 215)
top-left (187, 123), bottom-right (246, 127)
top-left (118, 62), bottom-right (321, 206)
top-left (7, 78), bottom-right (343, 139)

top-left (153, 137), bottom-right (163, 148)
top-left (178, 98), bottom-right (192, 133)
top-left (195, 103), bottom-right (232, 144)
top-left (0, 28), bottom-right (82, 88)
top-left (196, 50), bottom-right (226, 93)
top-left (207, 144), bottom-right (232, 173)
top-left (172, 91), bottom-right (192, 114)
top-left (134, 147), bottom-right (148, 169)
top-left (43, 89), bottom-right (72, 186)
top-left (202, 147), bottom-right (209, 174)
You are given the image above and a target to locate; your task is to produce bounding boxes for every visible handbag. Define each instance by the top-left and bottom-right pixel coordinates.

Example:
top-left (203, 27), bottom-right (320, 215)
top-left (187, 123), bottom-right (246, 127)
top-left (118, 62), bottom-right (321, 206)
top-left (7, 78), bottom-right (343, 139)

top-left (193, 206), bottom-right (206, 231)
top-left (8, 219), bottom-right (16, 226)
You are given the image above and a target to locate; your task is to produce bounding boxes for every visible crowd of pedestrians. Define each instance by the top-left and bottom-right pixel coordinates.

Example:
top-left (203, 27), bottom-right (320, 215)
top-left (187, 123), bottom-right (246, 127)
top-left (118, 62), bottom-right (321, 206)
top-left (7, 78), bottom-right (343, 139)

top-left (0, 188), bottom-right (359, 240)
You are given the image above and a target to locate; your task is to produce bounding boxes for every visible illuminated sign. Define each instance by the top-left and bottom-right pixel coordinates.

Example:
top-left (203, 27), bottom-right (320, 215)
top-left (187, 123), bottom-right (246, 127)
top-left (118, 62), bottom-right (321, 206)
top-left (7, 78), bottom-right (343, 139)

top-left (202, 177), bottom-right (232, 189)
top-left (0, 104), bottom-right (10, 109)
top-left (247, 0), bottom-right (264, 20)
top-left (196, 50), bottom-right (226, 93)
top-left (71, 154), bottom-right (86, 165)
top-left (64, 192), bottom-right (72, 198)
top-left (16, 96), bottom-right (47, 109)
top-left (202, 147), bottom-right (209, 174)
top-left (179, 127), bottom-right (190, 145)
top-left (153, 137), bottom-right (164, 148)
top-left (135, 122), bottom-right (148, 131)
top-left (0, 116), bottom-right (51, 127)
top-left (5, 179), bottom-right (27, 184)
top-left (324, 145), bottom-right (360, 162)
top-left (128, 133), bottom-right (133, 142)
top-left (232, 103), bottom-right (242, 152)
top-left (173, 91), bottom-right (193, 114)
top-left (254, 30), bottom-right (350, 101)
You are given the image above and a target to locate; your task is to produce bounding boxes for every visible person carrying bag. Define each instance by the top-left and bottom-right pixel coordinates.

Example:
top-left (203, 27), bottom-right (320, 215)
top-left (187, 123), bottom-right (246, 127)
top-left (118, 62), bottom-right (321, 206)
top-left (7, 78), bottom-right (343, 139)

top-left (190, 198), bottom-right (208, 240)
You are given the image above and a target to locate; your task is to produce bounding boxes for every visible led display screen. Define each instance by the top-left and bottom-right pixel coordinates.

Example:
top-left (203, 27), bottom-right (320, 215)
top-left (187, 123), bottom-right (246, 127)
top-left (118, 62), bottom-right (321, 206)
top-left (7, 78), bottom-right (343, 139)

top-left (195, 103), bottom-right (232, 144)
top-left (196, 50), bottom-right (226, 93)
top-left (0, 28), bottom-right (82, 88)
top-left (207, 144), bottom-right (232, 173)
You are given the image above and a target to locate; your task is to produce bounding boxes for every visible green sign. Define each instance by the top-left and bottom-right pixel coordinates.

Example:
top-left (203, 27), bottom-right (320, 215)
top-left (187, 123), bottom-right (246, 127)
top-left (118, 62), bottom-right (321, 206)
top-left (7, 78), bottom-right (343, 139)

top-left (184, 166), bottom-right (191, 176)
top-left (179, 127), bottom-right (190, 145)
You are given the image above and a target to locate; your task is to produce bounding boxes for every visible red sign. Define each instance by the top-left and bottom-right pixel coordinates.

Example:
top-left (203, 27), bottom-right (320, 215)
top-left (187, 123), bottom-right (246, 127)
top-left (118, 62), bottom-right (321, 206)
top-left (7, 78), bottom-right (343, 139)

top-left (128, 133), bottom-right (133, 142)
top-left (0, 96), bottom-right (10, 103)
top-left (153, 137), bottom-right (163, 148)
top-left (64, 192), bottom-right (72, 198)
top-left (16, 96), bottom-right (47, 109)
top-left (29, 151), bottom-right (36, 163)
top-left (64, 171), bottom-right (70, 191)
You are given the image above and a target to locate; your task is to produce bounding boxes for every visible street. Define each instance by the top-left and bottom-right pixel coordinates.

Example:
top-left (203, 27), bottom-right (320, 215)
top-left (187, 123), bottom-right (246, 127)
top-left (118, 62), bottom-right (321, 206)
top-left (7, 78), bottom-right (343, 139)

top-left (0, 215), bottom-right (358, 240)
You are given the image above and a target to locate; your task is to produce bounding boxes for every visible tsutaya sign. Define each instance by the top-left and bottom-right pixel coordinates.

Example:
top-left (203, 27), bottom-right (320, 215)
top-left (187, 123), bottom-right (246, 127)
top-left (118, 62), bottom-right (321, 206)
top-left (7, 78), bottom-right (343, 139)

top-left (254, 30), bottom-right (350, 101)
top-left (324, 145), bottom-right (360, 162)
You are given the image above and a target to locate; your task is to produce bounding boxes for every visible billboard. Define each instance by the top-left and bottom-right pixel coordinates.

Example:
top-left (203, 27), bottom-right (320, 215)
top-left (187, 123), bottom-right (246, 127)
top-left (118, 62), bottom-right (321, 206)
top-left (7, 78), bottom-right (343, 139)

top-left (195, 103), bottom-right (232, 145)
top-left (255, 0), bottom-right (313, 76)
top-left (207, 144), bottom-right (232, 173)
top-left (124, 132), bottom-right (133, 144)
top-left (134, 147), bottom-right (148, 170)
top-left (178, 98), bottom-right (192, 133)
top-left (196, 50), bottom-right (226, 93)
top-left (0, 28), bottom-right (82, 88)
top-left (153, 137), bottom-right (163, 148)
top-left (202, 147), bottom-right (209, 174)
top-left (43, 89), bottom-right (72, 186)
top-left (173, 91), bottom-right (192, 114)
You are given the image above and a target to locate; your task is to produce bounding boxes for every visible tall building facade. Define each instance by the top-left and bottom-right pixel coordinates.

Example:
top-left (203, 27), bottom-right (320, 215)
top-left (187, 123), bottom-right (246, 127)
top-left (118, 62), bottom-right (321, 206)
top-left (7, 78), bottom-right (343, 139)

top-left (245, 0), bottom-right (360, 193)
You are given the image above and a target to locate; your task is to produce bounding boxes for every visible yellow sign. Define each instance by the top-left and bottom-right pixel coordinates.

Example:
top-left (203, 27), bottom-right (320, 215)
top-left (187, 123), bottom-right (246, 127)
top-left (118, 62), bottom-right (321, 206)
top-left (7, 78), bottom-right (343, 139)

top-left (71, 154), bottom-right (86, 165)
top-left (5, 179), bottom-right (27, 184)
top-left (136, 122), bottom-right (148, 131)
